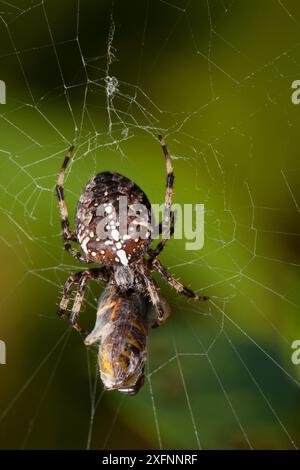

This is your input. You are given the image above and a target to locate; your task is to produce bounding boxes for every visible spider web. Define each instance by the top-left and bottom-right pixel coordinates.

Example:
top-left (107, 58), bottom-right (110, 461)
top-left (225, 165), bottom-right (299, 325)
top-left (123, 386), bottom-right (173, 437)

top-left (0, 0), bottom-right (300, 450)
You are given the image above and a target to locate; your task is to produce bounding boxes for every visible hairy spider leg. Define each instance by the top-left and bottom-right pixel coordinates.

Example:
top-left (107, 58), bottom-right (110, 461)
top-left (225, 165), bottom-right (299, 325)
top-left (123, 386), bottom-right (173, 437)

top-left (148, 135), bottom-right (175, 259)
top-left (138, 262), bottom-right (170, 326)
top-left (152, 258), bottom-right (209, 302)
top-left (58, 267), bottom-right (109, 333)
top-left (56, 146), bottom-right (90, 263)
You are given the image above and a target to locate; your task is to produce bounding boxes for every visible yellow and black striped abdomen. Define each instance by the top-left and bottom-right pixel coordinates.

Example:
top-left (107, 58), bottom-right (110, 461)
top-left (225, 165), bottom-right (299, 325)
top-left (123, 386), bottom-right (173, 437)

top-left (84, 284), bottom-right (150, 395)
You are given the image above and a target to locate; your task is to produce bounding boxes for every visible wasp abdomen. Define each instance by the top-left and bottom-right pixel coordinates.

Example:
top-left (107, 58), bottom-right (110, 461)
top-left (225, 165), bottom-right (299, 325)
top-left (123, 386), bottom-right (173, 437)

top-left (84, 285), bottom-right (150, 394)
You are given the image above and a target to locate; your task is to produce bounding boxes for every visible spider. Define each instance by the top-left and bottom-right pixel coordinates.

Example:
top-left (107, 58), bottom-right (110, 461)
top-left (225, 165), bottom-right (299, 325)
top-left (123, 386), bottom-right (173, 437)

top-left (56, 136), bottom-right (209, 395)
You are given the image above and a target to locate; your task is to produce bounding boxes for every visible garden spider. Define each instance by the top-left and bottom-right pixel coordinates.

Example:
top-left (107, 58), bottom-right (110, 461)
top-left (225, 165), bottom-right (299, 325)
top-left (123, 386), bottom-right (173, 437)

top-left (56, 136), bottom-right (208, 395)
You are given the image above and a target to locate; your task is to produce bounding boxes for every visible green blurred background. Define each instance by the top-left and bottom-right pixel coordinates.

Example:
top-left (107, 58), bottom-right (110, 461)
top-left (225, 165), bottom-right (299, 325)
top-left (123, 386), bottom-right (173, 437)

top-left (0, 0), bottom-right (300, 449)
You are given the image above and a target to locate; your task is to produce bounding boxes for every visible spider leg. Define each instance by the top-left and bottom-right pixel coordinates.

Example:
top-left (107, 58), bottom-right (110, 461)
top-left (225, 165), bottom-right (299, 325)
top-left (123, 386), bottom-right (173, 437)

top-left (138, 263), bottom-right (170, 327)
top-left (58, 271), bottom-right (82, 318)
top-left (152, 258), bottom-right (209, 302)
top-left (55, 146), bottom-right (90, 263)
top-left (58, 268), bottom-right (109, 334)
top-left (148, 210), bottom-right (175, 260)
top-left (158, 134), bottom-right (174, 217)
top-left (150, 136), bottom-right (175, 257)
top-left (69, 274), bottom-right (89, 333)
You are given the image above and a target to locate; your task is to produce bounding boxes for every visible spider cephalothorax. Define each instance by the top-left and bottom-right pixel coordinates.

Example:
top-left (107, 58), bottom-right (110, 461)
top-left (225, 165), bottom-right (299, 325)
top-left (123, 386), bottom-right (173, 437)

top-left (56, 136), bottom-right (208, 395)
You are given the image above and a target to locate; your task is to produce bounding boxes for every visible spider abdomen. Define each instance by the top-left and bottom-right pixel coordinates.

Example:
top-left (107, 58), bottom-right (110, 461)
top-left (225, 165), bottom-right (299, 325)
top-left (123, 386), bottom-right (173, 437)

top-left (76, 172), bottom-right (152, 266)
